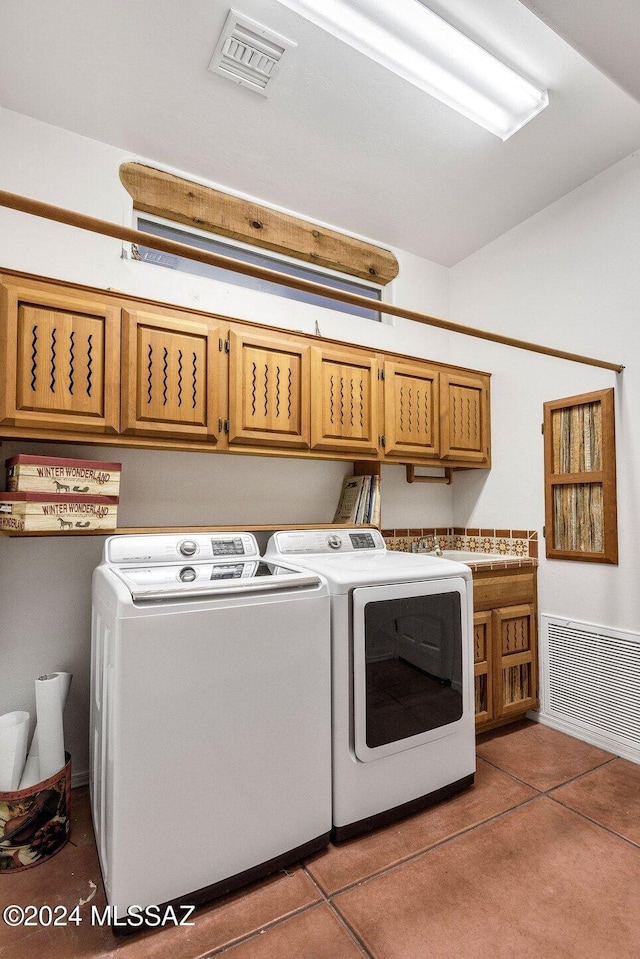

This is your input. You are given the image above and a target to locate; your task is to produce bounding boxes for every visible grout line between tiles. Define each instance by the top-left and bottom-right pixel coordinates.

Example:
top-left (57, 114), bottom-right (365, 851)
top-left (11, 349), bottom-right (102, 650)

top-left (302, 860), bottom-right (373, 955)
top-left (475, 752), bottom-right (617, 795)
top-left (202, 897), bottom-right (324, 959)
top-left (302, 861), bottom-right (332, 901)
top-left (202, 900), bottom-right (325, 959)
top-left (546, 794), bottom-right (640, 851)
top-left (325, 899), bottom-right (374, 958)
top-left (323, 795), bottom-right (543, 899)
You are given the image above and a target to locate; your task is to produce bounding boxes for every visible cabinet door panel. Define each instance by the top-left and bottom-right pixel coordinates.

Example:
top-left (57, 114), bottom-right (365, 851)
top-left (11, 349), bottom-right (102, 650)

top-left (228, 327), bottom-right (309, 448)
top-left (492, 603), bottom-right (538, 719)
top-left (441, 372), bottom-right (490, 464)
top-left (121, 309), bottom-right (224, 443)
top-left (473, 611), bottom-right (493, 727)
top-left (311, 347), bottom-right (379, 454)
top-left (384, 361), bottom-right (439, 459)
top-left (0, 277), bottom-right (119, 434)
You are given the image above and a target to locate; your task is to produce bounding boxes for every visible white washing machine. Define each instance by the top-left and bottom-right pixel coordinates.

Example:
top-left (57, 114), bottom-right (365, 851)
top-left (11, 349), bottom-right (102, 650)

top-left (265, 528), bottom-right (475, 841)
top-left (91, 532), bottom-right (331, 919)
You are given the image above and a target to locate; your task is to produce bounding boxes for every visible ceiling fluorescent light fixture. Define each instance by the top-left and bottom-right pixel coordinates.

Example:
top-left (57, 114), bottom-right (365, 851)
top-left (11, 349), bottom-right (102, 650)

top-left (274, 0), bottom-right (548, 139)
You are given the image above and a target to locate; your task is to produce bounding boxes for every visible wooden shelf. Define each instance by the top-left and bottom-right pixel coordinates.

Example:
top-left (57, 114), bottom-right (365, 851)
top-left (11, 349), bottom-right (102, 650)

top-left (0, 522), bottom-right (378, 539)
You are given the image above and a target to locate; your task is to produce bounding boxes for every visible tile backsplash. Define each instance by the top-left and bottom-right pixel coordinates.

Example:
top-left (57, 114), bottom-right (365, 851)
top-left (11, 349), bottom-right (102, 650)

top-left (381, 527), bottom-right (538, 558)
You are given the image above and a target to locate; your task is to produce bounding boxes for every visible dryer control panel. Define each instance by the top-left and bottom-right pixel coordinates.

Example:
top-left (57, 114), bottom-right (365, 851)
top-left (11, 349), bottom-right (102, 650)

top-left (268, 528), bottom-right (385, 555)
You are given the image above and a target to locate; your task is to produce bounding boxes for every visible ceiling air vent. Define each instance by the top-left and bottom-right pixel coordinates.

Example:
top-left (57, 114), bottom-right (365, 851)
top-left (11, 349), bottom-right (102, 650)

top-left (209, 9), bottom-right (296, 96)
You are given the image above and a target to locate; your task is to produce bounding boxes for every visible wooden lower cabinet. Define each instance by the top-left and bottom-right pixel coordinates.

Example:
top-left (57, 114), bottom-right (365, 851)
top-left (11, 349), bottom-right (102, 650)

top-left (473, 611), bottom-right (493, 726)
top-left (472, 567), bottom-right (538, 731)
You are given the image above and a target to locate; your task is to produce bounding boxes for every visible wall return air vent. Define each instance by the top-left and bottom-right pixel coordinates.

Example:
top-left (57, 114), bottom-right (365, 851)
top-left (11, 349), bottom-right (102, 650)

top-left (540, 615), bottom-right (640, 763)
top-left (209, 9), bottom-right (296, 96)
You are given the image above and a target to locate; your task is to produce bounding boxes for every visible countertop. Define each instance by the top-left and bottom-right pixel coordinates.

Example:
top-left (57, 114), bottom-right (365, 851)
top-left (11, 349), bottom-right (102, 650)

top-left (435, 550), bottom-right (538, 572)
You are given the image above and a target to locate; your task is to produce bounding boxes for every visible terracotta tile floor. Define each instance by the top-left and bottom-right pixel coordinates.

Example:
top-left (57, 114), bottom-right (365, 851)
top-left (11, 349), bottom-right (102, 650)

top-left (2, 720), bottom-right (639, 958)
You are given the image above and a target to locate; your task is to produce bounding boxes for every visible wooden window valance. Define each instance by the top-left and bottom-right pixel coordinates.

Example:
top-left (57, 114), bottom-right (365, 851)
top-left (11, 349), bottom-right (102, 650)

top-left (119, 162), bottom-right (399, 286)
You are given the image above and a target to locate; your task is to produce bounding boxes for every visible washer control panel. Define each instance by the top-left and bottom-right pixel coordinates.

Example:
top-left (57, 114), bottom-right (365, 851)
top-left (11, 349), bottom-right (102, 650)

top-left (268, 528), bottom-right (385, 555)
top-left (105, 532), bottom-right (259, 565)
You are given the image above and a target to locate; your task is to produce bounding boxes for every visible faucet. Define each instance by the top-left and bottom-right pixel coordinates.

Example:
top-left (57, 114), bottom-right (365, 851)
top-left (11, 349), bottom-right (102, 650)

top-left (411, 537), bottom-right (443, 556)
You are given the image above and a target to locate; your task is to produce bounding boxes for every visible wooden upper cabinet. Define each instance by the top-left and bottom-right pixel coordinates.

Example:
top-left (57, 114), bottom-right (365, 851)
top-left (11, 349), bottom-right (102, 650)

top-left (0, 275), bottom-right (120, 434)
top-left (120, 308), bottom-right (225, 443)
top-left (440, 371), bottom-right (490, 465)
top-left (228, 326), bottom-right (310, 448)
top-left (383, 360), bottom-right (439, 459)
top-left (0, 270), bottom-right (492, 466)
top-left (310, 346), bottom-right (379, 455)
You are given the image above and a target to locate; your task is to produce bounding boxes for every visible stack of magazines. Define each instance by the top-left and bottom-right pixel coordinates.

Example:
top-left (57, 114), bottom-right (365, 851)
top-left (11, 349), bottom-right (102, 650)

top-left (333, 474), bottom-right (380, 526)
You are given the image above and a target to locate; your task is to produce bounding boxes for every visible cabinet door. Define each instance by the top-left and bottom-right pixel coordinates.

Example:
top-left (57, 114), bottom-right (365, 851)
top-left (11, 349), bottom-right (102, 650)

top-left (228, 326), bottom-right (310, 449)
top-left (440, 372), bottom-right (490, 465)
top-left (0, 276), bottom-right (119, 434)
top-left (310, 346), bottom-right (379, 454)
top-left (121, 308), bottom-right (225, 443)
top-left (543, 389), bottom-right (617, 564)
top-left (383, 360), bottom-right (439, 459)
top-left (473, 611), bottom-right (493, 727)
top-left (492, 604), bottom-right (538, 720)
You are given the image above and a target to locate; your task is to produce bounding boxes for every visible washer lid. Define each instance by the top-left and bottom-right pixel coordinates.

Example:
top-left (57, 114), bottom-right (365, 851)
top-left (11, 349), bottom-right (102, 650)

top-left (111, 559), bottom-right (322, 601)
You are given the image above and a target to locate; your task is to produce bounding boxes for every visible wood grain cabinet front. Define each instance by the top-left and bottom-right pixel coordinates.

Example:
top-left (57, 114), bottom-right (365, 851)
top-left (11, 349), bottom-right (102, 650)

top-left (383, 360), bottom-right (440, 460)
top-left (473, 611), bottom-right (493, 727)
top-left (310, 345), bottom-right (379, 455)
top-left (227, 325), bottom-right (310, 449)
top-left (0, 275), bottom-right (120, 434)
top-left (472, 567), bottom-right (538, 732)
top-left (440, 371), bottom-right (490, 466)
top-left (492, 603), bottom-right (538, 721)
top-left (0, 270), bottom-right (492, 468)
top-left (120, 308), bottom-right (225, 444)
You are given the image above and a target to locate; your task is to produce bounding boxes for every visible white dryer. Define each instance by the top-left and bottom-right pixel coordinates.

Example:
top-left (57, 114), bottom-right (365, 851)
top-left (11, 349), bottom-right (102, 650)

top-left (265, 528), bottom-right (475, 841)
top-left (91, 532), bottom-right (331, 920)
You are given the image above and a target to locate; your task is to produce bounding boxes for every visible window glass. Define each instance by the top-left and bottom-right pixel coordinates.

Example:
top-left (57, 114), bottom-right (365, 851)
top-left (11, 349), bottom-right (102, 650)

top-left (135, 216), bottom-right (383, 321)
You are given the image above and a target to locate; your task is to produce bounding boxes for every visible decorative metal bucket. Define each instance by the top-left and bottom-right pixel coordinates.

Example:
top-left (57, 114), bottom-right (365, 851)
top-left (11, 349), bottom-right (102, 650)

top-left (0, 754), bottom-right (71, 872)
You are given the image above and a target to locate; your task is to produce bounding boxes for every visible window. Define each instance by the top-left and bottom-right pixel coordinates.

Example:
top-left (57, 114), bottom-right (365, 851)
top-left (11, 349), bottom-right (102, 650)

top-left (134, 215), bottom-right (384, 321)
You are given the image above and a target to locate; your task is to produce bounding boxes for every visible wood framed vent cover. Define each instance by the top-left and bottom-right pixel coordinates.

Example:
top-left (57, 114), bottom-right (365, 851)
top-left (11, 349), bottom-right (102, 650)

top-left (543, 388), bottom-right (618, 564)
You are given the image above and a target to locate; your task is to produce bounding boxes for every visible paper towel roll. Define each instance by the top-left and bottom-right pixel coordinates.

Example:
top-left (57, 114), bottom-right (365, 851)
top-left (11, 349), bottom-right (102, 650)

top-left (0, 711), bottom-right (30, 792)
top-left (19, 672), bottom-right (72, 789)
top-left (17, 748), bottom-right (40, 792)
top-left (34, 674), bottom-right (66, 781)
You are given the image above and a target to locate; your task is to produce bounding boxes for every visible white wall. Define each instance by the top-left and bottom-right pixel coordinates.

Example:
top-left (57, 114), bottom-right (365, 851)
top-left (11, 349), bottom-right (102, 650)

top-left (7, 109), bottom-right (636, 780)
top-left (0, 110), bottom-right (457, 781)
top-left (450, 152), bottom-right (640, 634)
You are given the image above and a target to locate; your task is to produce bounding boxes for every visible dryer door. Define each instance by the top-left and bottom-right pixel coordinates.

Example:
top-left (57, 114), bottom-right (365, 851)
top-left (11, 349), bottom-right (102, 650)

top-left (352, 577), bottom-right (469, 762)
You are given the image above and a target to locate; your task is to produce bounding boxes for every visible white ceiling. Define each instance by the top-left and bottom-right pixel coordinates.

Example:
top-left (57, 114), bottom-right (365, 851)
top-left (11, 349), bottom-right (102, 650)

top-left (1, 0), bottom-right (640, 266)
